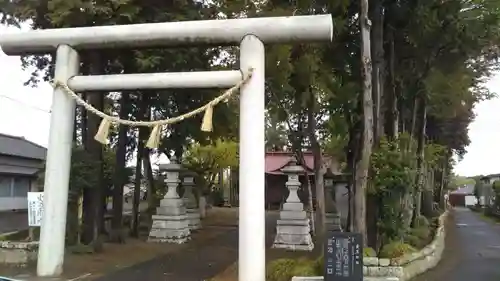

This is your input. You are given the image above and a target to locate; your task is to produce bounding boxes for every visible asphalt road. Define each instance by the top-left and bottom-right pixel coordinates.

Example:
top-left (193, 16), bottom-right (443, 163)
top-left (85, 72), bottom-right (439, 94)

top-left (413, 208), bottom-right (500, 281)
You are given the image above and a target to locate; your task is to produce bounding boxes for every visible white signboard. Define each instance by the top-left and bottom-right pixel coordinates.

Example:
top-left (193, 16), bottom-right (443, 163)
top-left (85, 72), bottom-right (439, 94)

top-left (27, 192), bottom-right (44, 227)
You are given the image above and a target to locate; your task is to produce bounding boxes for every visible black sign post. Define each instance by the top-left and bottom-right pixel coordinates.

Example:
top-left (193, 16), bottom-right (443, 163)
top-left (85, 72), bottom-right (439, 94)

top-left (324, 231), bottom-right (363, 281)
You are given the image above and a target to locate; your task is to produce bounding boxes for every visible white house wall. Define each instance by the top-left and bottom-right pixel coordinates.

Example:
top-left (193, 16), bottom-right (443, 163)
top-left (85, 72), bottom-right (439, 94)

top-left (0, 197), bottom-right (28, 211)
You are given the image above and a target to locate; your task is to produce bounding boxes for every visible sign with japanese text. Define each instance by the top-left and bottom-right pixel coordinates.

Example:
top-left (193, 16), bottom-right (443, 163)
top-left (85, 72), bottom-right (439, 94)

top-left (27, 192), bottom-right (44, 227)
top-left (324, 231), bottom-right (363, 281)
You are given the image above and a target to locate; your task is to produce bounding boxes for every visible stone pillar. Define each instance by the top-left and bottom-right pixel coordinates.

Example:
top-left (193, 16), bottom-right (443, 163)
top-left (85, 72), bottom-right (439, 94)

top-left (272, 159), bottom-right (314, 251)
top-left (182, 170), bottom-right (201, 230)
top-left (148, 156), bottom-right (191, 243)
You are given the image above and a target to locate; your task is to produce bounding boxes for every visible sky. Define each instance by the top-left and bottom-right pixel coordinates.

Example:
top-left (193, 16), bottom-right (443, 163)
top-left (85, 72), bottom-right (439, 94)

top-left (0, 25), bottom-right (499, 177)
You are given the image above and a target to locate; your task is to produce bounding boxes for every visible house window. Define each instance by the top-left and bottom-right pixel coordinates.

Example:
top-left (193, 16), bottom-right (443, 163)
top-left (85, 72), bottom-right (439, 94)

top-left (0, 176), bottom-right (11, 197)
top-left (0, 176), bottom-right (31, 197)
top-left (13, 177), bottom-right (30, 197)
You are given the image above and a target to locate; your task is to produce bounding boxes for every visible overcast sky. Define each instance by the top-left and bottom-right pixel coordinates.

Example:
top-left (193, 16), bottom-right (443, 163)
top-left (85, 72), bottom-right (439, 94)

top-left (1, 25), bottom-right (499, 177)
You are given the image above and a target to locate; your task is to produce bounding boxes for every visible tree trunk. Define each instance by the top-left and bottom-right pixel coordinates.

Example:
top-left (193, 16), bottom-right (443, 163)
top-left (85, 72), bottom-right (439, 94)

top-left (355, 0), bottom-right (374, 243)
top-left (81, 53), bottom-right (105, 249)
top-left (422, 167), bottom-right (435, 217)
top-left (370, 0), bottom-right (384, 144)
top-left (131, 93), bottom-right (150, 237)
top-left (384, 25), bottom-right (399, 139)
top-left (110, 93), bottom-right (129, 243)
top-left (144, 148), bottom-right (156, 215)
top-left (307, 92), bottom-right (325, 246)
top-left (345, 111), bottom-right (361, 232)
top-left (131, 143), bottom-right (143, 238)
top-left (409, 96), bottom-right (419, 139)
top-left (413, 96), bottom-right (427, 222)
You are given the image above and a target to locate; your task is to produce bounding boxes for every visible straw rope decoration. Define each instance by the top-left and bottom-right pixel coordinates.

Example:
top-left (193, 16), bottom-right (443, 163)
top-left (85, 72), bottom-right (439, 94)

top-left (50, 68), bottom-right (254, 149)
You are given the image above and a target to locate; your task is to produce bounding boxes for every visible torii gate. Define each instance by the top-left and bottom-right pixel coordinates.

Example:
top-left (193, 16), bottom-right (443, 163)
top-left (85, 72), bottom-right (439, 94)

top-left (0, 15), bottom-right (333, 280)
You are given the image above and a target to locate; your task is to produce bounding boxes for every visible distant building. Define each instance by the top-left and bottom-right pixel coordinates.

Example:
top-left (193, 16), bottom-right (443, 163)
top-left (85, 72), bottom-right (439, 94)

top-left (449, 184), bottom-right (475, 207)
top-left (0, 133), bottom-right (46, 211)
top-left (478, 174), bottom-right (500, 207)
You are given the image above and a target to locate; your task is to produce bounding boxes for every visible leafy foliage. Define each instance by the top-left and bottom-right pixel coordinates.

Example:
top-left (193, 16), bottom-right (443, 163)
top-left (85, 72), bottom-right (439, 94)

top-left (182, 139), bottom-right (238, 193)
top-left (38, 146), bottom-right (125, 192)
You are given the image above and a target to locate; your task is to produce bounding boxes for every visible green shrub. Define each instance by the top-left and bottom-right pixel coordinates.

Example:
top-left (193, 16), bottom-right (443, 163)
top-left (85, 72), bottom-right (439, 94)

top-left (266, 258), bottom-right (320, 280)
top-left (412, 226), bottom-right (430, 239)
top-left (404, 227), bottom-right (430, 249)
top-left (379, 242), bottom-right (416, 259)
top-left (404, 234), bottom-right (420, 248)
top-left (266, 259), bottom-right (299, 281)
top-left (291, 259), bottom-right (318, 277)
top-left (363, 247), bottom-right (377, 257)
top-left (414, 216), bottom-right (430, 228)
top-left (314, 255), bottom-right (324, 275)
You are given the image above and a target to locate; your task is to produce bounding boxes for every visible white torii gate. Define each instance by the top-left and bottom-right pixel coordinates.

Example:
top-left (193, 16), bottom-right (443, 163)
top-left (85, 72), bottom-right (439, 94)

top-left (0, 15), bottom-right (333, 280)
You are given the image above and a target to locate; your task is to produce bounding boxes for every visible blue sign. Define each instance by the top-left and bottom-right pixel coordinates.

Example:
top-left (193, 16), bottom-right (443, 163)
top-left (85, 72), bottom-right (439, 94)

top-left (324, 232), bottom-right (363, 281)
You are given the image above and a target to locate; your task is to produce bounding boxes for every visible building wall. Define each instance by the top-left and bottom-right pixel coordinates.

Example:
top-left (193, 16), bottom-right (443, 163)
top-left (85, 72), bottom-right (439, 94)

top-left (0, 197), bottom-right (28, 211)
top-left (0, 155), bottom-right (43, 174)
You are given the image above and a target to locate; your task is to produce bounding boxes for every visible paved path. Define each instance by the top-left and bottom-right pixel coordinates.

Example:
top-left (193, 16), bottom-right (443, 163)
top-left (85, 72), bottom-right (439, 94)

top-left (413, 208), bottom-right (500, 281)
top-left (0, 212), bottom-right (27, 234)
top-left (93, 212), bottom-right (279, 281)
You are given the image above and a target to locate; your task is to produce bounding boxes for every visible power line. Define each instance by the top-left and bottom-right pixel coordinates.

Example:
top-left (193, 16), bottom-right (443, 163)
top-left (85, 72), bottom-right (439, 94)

top-left (0, 94), bottom-right (51, 113)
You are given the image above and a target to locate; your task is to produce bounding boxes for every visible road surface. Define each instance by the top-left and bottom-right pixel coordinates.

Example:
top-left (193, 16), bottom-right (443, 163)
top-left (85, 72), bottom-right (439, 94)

top-left (413, 208), bottom-right (500, 281)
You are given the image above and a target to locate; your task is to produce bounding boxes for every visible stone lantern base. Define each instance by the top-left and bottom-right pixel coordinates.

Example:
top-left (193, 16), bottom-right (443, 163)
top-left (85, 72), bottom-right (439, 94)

top-left (148, 197), bottom-right (191, 243)
top-left (186, 208), bottom-right (202, 230)
top-left (272, 206), bottom-right (314, 251)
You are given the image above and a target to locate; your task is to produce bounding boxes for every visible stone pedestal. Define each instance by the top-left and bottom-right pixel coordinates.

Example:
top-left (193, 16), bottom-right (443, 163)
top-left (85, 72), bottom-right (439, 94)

top-left (273, 159), bottom-right (314, 251)
top-left (182, 171), bottom-right (201, 231)
top-left (149, 157), bottom-right (191, 243)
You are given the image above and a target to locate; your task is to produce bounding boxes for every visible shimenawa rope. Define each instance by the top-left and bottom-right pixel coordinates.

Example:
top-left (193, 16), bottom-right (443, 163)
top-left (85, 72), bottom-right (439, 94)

top-left (50, 68), bottom-right (254, 149)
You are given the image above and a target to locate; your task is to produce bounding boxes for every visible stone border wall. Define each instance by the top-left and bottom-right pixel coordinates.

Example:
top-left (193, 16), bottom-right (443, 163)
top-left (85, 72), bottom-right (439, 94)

top-left (0, 230), bottom-right (39, 266)
top-left (292, 211), bottom-right (448, 281)
top-left (0, 241), bottom-right (39, 265)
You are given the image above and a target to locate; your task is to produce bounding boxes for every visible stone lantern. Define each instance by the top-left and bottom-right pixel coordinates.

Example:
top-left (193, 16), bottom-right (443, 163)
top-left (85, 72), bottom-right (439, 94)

top-left (324, 168), bottom-right (349, 231)
top-left (148, 156), bottom-right (191, 243)
top-left (182, 170), bottom-right (201, 230)
top-left (272, 158), bottom-right (314, 251)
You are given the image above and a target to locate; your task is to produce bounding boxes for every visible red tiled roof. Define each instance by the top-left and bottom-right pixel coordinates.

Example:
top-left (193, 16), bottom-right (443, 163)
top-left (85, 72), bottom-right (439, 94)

top-left (265, 151), bottom-right (314, 175)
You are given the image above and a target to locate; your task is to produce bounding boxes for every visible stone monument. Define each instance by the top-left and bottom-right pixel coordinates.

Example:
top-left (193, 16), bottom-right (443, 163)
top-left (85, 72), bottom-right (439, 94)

top-left (324, 169), bottom-right (346, 232)
top-left (272, 158), bottom-right (314, 251)
top-left (148, 156), bottom-right (191, 243)
top-left (182, 170), bottom-right (202, 230)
